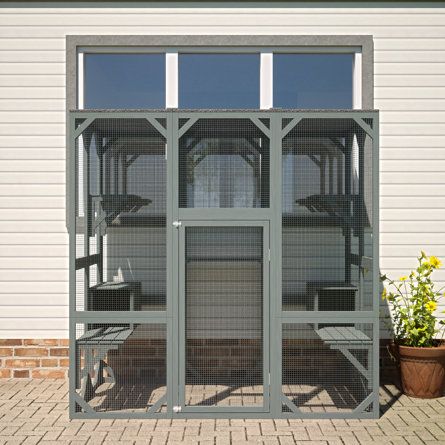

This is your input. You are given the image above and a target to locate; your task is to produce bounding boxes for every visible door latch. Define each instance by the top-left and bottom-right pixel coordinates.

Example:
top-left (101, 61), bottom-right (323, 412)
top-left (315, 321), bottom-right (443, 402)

top-left (172, 221), bottom-right (182, 228)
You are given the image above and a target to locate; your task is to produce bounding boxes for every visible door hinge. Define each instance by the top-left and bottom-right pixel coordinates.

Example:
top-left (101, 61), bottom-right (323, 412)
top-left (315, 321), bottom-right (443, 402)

top-left (173, 405), bottom-right (182, 413)
top-left (172, 220), bottom-right (182, 228)
top-left (268, 249), bottom-right (271, 262)
top-left (268, 373), bottom-right (271, 385)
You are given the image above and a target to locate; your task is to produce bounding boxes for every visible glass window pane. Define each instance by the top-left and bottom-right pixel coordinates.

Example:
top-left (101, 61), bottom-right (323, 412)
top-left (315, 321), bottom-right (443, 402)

top-left (179, 54), bottom-right (260, 109)
top-left (273, 54), bottom-right (353, 109)
top-left (84, 54), bottom-right (165, 109)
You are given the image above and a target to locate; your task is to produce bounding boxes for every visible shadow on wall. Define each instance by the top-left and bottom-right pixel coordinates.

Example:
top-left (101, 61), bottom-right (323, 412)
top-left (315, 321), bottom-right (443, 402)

top-left (379, 275), bottom-right (399, 384)
top-left (378, 275), bottom-right (405, 415)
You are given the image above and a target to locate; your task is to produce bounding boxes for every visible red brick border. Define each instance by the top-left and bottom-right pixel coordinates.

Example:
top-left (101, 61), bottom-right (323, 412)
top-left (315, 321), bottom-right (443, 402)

top-left (0, 339), bottom-right (68, 379)
top-left (0, 338), bottom-right (399, 383)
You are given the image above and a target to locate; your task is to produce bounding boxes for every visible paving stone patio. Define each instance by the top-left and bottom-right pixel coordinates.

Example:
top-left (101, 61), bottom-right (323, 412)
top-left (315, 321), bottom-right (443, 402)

top-left (0, 379), bottom-right (444, 444)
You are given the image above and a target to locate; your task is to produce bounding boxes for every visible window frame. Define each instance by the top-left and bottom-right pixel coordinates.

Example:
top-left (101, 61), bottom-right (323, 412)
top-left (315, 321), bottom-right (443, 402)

top-left (73, 42), bottom-right (370, 112)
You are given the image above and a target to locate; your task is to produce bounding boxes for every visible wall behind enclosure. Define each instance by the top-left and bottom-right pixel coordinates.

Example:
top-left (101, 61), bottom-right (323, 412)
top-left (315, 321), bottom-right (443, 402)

top-left (0, 5), bottom-right (445, 338)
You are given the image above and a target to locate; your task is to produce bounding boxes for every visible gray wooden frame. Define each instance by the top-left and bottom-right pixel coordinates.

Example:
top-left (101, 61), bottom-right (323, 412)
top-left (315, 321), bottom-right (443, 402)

top-left (69, 109), bottom-right (379, 419)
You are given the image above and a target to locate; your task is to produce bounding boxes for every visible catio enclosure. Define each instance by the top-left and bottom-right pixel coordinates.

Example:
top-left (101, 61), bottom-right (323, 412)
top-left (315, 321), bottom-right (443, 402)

top-left (69, 110), bottom-right (379, 419)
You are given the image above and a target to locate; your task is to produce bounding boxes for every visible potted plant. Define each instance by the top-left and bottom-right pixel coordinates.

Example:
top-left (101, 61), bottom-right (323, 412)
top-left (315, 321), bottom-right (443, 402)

top-left (381, 251), bottom-right (445, 398)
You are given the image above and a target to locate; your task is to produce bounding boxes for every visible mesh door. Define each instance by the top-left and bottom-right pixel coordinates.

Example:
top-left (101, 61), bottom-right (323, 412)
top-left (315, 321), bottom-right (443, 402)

top-left (184, 226), bottom-right (264, 407)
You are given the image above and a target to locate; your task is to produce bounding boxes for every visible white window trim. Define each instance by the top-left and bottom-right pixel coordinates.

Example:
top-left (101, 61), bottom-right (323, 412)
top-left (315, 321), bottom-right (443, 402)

top-left (77, 52), bottom-right (84, 109)
top-left (353, 52), bottom-right (362, 110)
top-left (260, 52), bottom-right (273, 110)
top-left (166, 52), bottom-right (178, 108)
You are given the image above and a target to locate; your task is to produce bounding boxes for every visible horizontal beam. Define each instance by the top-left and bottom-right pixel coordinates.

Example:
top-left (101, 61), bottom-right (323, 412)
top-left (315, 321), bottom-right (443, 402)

top-left (75, 254), bottom-right (100, 270)
top-left (280, 311), bottom-right (375, 322)
top-left (70, 110), bottom-right (378, 120)
top-left (350, 253), bottom-right (373, 270)
top-left (72, 311), bottom-right (169, 323)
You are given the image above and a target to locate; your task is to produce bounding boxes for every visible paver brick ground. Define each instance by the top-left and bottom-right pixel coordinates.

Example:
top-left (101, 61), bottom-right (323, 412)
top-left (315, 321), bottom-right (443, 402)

top-left (0, 380), bottom-right (444, 444)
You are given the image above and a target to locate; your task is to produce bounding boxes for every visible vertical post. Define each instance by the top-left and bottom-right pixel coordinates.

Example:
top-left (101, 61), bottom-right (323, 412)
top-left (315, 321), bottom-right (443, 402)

top-left (219, 150), bottom-right (228, 208)
top-left (270, 113), bottom-right (282, 417)
top-left (114, 154), bottom-right (119, 195)
top-left (256, 153), bottom-right (262, 208)
top-left (122, 154), bottom-right (127, 195)
top-left (371, 113), bottom-right (380, 418)
top-left (345, 134), bottom-right (353, 284)
top-left (261, 136), bottom-right (270, 208)
top-left (262, 221), bottom-right (271, 412)
top-left (177, 220), bottom-right (186, 409)
top-left (69, 114), bottom-right (77, 417)
top-left (168, 112), bottom-right (180, 414)
top-left (328, 154), bottom-right (334, 195)
top-left (97, 149), bottom-right (104, 284)
top-left (357, 130), bottom-right (366, 311)
top-left (337, 153), bottom-right (343, 194)
top-left (175, 133), bottom-right (188, 207)
top-left (320, 154), bottom-right (326, 195)
top-left (83, 131), bottom-right (91, 311)
top-left (105, 151), bottom-right (111, 195)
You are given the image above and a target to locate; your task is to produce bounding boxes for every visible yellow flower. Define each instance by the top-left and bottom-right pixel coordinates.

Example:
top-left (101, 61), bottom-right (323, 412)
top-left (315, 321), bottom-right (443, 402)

top-left (425, 301), bottom-right (437, 313)
top-left (429, 256), bottom-right (442, 269)
top-left (381, 288), bottom-right (387, 300)
top-left (399, 276), bottom-right (408, 282)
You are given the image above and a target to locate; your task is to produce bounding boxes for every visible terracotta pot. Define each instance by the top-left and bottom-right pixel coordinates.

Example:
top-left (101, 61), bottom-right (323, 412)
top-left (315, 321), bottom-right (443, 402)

top-left (395, 342), bottom-right (445, 398)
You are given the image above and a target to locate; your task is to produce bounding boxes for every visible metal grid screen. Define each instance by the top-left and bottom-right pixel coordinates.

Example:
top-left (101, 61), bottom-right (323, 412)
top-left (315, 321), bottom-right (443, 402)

top-left (74, 323), bottom-right (167, 414)
top-left (70, 111), bottom-right (378, 419)
top-left (282, 322), bottom-right (374, 414)
top-left (74, 118), bottom-right (167, 312)
top-left (184, 226), bottom-right (264, 407)
top-left (178, 118), bottom-right (270, 208)
top-left (282, 118), bottom-right (374, 312)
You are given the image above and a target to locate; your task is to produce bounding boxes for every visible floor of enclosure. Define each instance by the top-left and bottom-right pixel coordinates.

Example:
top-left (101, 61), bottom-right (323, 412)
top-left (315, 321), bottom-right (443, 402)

top-left (184, 384), bottom-right (264, 407)
top-left (79, 381), bottom-right (167, 413)
top-left (77, 380), bottom-right (369, 413)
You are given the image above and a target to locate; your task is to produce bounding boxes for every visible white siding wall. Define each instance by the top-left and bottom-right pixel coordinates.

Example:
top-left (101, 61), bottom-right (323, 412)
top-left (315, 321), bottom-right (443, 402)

top-left (0, 5), bottom-right (445, 338)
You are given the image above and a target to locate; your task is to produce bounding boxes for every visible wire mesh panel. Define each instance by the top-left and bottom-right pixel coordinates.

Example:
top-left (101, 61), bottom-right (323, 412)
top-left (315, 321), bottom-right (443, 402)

top-left (74, 117), bottom-right (167, 312)
top-left (281, 117), bottom-right (374, 312)
top-left (74, 323), bottom-right (167, 414)
top-left (178, 118), bottom-right (270, 208)
top-left (184, 226), bottom-right (264, 407)
top-left (282, 322), bottom-right (374, 414)
top-left (70, 110), bottom-right (378, 419)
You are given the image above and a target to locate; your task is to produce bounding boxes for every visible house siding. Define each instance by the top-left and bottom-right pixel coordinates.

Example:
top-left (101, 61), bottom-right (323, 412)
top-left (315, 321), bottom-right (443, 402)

top-left (0, 5), bottom-right (445, 338)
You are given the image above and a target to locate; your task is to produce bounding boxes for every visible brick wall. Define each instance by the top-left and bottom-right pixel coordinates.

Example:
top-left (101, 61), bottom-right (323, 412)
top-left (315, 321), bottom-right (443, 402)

top-left (0, 338), bottom-right (399, 384)
top-left (0, 339), bottom-right (69, 379)
top-left (108, 337), bottom-right (166, 381)
top-left (186, 339), bottom-right (263, 383)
